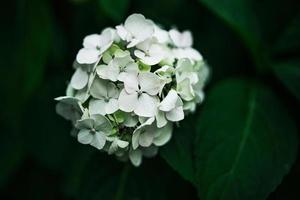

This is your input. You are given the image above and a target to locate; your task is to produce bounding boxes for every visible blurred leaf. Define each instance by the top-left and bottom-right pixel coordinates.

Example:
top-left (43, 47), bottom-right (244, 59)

top-left (99, 0), bottom-right (129, 22)
top-left (23, 72), bottom-right (77, 171)
top-left (17, 0), bottom-right (52, 101)
top-left (273, 60), bottom-right (300, 101)
top-left (69, 152), bottom-right (197, 200)
top-left (196, 0), bottom-right (266, 68)
top-left (274, 11), bottom-right (300, 55)
top-left (160, 116), bottom-right (196, 183)
top-left (194, 79), bottom-right (298, 200)
top-left (0, 121), bottom-right (24, 188)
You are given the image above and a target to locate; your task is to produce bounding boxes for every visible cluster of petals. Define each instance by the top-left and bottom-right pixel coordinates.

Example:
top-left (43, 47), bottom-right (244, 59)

top-left (55, 13), bottom-right (209, 166)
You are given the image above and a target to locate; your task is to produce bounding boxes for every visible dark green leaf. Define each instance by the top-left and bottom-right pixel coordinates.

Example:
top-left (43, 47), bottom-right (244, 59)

top-left (99, 0), bottom-right (129, 22)
top-left (195, 79), bottom-right (298, 200)
top-left (160, 116), bottom-right (196, 183)
top-left (273, 60), bottom-right (300, 101)
top-left (197, 0), bottom-right (265, 68)
top-left (76, 154), bottom-right (193, 200)
top-left (17, 0), bottom-right (52, 101)
top-left (0, 121), bottom-right (24, 188)
top-left (274, 11), bottom-right (300, 55)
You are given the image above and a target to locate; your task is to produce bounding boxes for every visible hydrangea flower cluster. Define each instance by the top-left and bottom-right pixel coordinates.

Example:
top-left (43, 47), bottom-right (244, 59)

top-left (55, 13), bottom-right (209, 166)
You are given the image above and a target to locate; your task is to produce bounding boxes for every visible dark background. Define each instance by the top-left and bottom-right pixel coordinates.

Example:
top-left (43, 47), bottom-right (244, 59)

top-left (1, 0), bottom-right (300, 199)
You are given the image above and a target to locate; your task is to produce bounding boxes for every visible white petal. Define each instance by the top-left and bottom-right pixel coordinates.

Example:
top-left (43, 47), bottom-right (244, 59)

top-left (169, 29), bottom-right (193, 48)
top-left (138, 54), bottom-right (162, 66)
top-left (146, 44), bottom-right (164, 64)
top-left (134, 50), bottom-right (146, 60)
top-left (116, 25), bottom-right (129, 41)
top-left (113, 50), bottom-right (132, 68)
top-left (70, 68), bottom-right (89, 90)
top-left (105, 98), bottom-right (119, 114)
top-left (98, 30), bottom-right (113, 54)
top-left (155, 110), bottom-right (167, 128)
top-left (74, 87), bottom-right (90, 103)
top-left (55, 96), bottom-right (80, 106)
top-left (103, 27), bottom-right (120, 43)
top-left (132, 130), bottom-right (140, 150)
top-left (139, 72), bottom-right (162, 95)
top-left (75, 118), bottom-right (94, 129)
top-left (166, 106), bottom-right (184, 122)
top-left (134, 93), bottom-right (158, 117)
top-left (90, 132), bottom-right (106, 150)
top-left (159, 89), bottom-right (179, 112)
top-left (173, 48), bottom-right (202, 61)
top-left (183, 100), bottom-right (196, 112)
top-left (106, 82), bottom-right (119, 98)
top-left (108, 140), bottom-right (118, 154)
top-left (117, 140), bottom-right (129, 148)
top-left (124, 14), bottom-right (154, 42)
top-left (129, 149), bottom-right (142, 167)
top-left (140, 117), bottom-right (155, 126)
top-left (76, 48), bottom-right (99, 64)
top-left (55, 102), bottom-right (77, 121)
top-left (91, 114), bottom-right (112, 133)
top-left (154, 25), bottom-right (170, 44)
top-left (96, 64), bottom-right (119, 82)
top-left (139, 129), bottom-right (153, 147)
top-left (89, 99), bottom-right (106, 115)
top-left (127, 39), bottom-right (141, 48)
top-left (90, 78), bottom-right (108, 99)
top-left (135, 44), bottom-right (164, 66)
top-left (123, 73), bottom-right (139, 94)
top-left (124, 62), bottom-right (139, 73)
top-left (153, 123), bottom-right (173, 146)
top-left (77, 129), bottom-right (93, 144)
top-left (177, 78), bottom-right (195, 101)
top-left (123, 113), bottom-right (138, 127)
top-left (118, 89), bottom-right (138, 112)
top-left (83, 34), bottom-right (101, 49)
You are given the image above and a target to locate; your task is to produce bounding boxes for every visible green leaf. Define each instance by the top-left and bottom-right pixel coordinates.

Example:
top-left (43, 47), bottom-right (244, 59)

top-left (274, 11), bottom-right (300, 54)
top-left (99, 0), bottom-right (129, 22)
top-left (160, 115), bottom-right (196, 183)
top-left (0, 122), bottom-right (24, 188)
top-left (197, 0), bottom-right (265, 68)
top-left (194, 79), bottom-right (298, 200)
top-left (196, 1), bottom-right (300, 71)
top-left (17, 0), bottom-right (52, 101)
top-left (75, 154), bottom-right (192, 200)
top-left (273, 60), bottom-right (300, 101)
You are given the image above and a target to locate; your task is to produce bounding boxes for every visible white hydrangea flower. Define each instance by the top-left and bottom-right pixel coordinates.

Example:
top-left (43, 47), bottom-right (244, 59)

top-left (118, 72), bottom-right (162, 117)
top-left (76, 114), bottom-right (112, 150)
top-left (56, 13), bottom-right (209, 167)
top-left (76, 30), bottom-right (114, 64)
top-left (89, 78), bottom-right (120, 115)
top-left (169, 29), bottom-right (193, 48)
top-left (158, 89), bottom-right (184, 122)
top-left (116, 13), bottom-right (154, 48)
top-left (97, 49), bottom-right (138, 82)
top-left (134, 39), bottom-right (166, 65)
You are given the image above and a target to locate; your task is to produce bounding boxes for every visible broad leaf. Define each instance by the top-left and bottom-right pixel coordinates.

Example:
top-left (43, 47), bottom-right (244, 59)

top-left (197, 0), bottom-right (264, 68)
top-left (195, 79), bottom-right (298, 200)
top-left (17, 0), bottom-right (52, 101)
top-left (274, 11), bottom-right (300, 55)
top-left (273, 60), bottom-right (300, 101)
top-left (99, 0), bottom-right (129, 22)
top-left (76, 154), bottom-right (195, 200)
top-left (160, 115), bottom-right (196, 183)
top-left (196, 0), bottom-right (300, 70)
